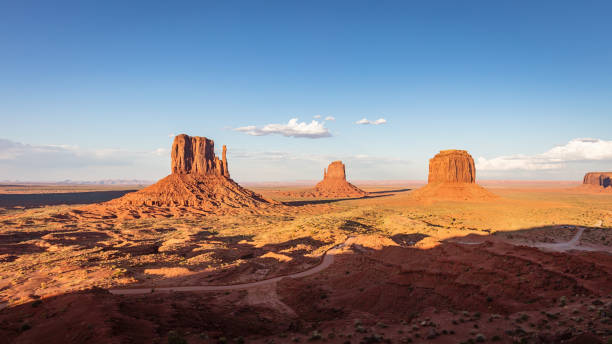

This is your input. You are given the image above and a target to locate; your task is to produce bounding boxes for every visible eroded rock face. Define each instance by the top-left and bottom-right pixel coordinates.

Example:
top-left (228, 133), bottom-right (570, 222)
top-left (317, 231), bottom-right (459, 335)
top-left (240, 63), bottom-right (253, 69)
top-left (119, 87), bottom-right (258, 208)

top-left (104, 134), bottom-right (275, 214)
top-left (171, 134), bottom-right (229, 177)
top-left (412, 149), bottom-right (495, 201)
top-left (323, 161), bottom-right (347, 181)
top-left (312, 161), bottom-right (366, 198)
top-left (428, 150), bottom-right (475, 184)
top-left (583, 172), bottom-right (612, 188)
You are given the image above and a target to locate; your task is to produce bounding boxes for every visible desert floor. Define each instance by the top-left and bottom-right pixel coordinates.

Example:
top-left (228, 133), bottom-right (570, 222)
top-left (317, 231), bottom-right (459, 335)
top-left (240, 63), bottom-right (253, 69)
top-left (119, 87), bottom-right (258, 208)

top-left (0, 183), bottom-right (611, 344)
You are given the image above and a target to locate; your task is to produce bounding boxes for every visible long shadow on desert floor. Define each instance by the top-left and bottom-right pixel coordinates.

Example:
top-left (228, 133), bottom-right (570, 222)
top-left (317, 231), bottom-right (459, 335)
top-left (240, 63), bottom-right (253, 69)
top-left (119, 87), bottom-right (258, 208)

top-left (366, 188), bottom-right (413, 195)
top-left (283, 193), bottom-right (394, 206)
top-left (0, 190), bottom-right (138, 209)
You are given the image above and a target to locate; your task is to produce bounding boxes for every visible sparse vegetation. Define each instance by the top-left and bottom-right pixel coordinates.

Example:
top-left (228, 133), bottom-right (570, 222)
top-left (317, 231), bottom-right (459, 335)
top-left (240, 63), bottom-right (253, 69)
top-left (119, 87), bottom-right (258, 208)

top-left (1, 184), bottom-right (611, 343)
top-left (167, 331), bottom-right (187, 344)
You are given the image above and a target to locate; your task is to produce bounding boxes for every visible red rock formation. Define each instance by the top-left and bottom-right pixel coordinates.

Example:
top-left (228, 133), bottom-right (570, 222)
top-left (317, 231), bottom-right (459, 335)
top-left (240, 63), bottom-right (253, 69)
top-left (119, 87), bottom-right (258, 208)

top-left (102, 134), bottom-right (276, 216)
top-left (171, 134), bottom-right (228, 177)
top-left (412, 149), bottom-right (495, 202)
top-left (323, 161), bottom-right (347, 181)
top-left (428, 150), bottom-right (475, 184)
top-left (298, 161), bottom-right (366, 198)
top-left (583, 172), bottom-right (612, 188)
top-left (222, 145), bottom-right (229, 178)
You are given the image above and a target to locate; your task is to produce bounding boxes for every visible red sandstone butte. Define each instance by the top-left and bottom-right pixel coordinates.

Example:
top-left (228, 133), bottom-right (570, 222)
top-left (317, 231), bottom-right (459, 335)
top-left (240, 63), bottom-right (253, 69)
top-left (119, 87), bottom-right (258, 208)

top-left (105, 134), bottom-right (274, 214)
top-left (583, 172), bottom-right (612, 188)
top-left (171, 134), bottom-right (229, 177)
top-left (412, 149), bottom-right (495, 201)
top-left (310, 161), bottom-right (366, 198)
top-left (428, 150), bottom-right (475, 184)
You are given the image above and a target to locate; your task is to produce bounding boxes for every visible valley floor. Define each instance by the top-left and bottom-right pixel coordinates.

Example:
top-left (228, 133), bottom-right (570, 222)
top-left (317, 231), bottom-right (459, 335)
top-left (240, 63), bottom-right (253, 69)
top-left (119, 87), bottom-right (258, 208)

top-left (0, 183), bottom-right (611, 343)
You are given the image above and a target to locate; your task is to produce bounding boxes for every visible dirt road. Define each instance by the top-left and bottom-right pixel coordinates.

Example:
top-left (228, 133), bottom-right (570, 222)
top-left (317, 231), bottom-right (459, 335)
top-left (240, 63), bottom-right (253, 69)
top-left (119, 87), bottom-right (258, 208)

top-left (109, 237), bottom-right (353, 295)
top-left (110, 225), bottom-right (612, 296)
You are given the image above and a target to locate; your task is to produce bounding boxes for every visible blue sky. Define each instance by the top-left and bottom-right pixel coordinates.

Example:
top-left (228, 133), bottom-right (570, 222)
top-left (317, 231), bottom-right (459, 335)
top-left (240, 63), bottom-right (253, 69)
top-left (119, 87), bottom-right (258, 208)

top-left (1, 1), bottom-right (611, 182)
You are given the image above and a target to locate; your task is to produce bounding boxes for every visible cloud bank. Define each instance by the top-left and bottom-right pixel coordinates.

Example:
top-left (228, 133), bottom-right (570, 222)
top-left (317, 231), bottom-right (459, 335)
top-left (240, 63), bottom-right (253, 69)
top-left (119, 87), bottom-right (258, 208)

top-left (0, 138), bottom-right (168, 181)
top-left (477, 138), bottom-right (612, 171)
top-left (356, 118), bottom-right (387, 125)
top-left (234, 118), bottom-right (332, 138)
top-left (5, 136), bottom-right (610, 182)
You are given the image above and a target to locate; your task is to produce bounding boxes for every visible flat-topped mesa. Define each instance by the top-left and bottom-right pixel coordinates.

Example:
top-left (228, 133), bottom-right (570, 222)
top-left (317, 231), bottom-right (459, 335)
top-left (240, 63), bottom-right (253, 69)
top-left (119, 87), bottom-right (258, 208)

top-left (171, 134), bottom-right (229, 177)
top-left (583, 172), bottom-right (612, 188)
top-left (428, 150), bottom-right (475, 184)
top-left (411, 149), bottom-right (495, 201)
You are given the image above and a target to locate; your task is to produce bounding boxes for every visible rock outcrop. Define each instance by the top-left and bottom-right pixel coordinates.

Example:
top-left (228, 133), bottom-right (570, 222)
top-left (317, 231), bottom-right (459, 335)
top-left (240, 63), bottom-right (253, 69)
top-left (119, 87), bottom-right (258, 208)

top-left (428, 150), bottom-right (475, 184)
top-left (412, 149), bottom-right (495, 202)
top-left (171, 134), bottom-right (229, 177)
top-left (289, 161), bottom-right (366, 198)
top-left (583, 172), bottom-right (612, 188)
top-left (323, 161), bottom-right (348, 181)
top-left (101, 134), bottom-right (276, 216)
top-left (313, 161), bottom-right (367, 198)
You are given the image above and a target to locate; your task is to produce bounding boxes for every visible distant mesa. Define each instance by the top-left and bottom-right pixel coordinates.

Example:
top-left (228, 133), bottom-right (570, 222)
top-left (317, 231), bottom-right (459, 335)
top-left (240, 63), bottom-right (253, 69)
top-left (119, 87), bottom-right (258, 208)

top-left (579, 172), bottom-right (612, 193)
top-left (290, 161), bottom-right (366, 198)
top-left (583, 172), bottom-right (612, 188)
top-left (314, 161), bottom-right (367, 198)
top-left (411, 149), bottom-right (496, 201)
top-left (101, 134), bottom-right (277, 216)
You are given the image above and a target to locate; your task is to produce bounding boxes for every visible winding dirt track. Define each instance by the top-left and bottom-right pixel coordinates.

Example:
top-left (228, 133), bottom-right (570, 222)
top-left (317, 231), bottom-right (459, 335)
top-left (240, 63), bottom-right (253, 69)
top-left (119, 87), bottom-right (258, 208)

top-left (531, 226), bottom-right (612, 253)
top-left (109, 238), bottom-right (353, 295)
top-left (531, 227), bottom-right (589, 252)
top-left (110, 224), bottom-right (612, 296)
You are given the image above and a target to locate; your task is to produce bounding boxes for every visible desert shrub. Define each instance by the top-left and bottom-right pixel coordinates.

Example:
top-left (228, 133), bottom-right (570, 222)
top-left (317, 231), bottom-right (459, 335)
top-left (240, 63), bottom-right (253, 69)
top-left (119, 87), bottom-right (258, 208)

top-left (309, 330), bottom-right (322, 341)
top-left (167, 330), bottom-right (187, 344)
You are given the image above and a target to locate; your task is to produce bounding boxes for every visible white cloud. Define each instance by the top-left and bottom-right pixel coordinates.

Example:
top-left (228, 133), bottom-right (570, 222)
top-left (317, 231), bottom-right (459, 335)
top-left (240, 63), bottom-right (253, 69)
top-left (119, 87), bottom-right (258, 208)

top-left (0, 138), bottom-right (169, 181)
top-left (152, 148), bottom-right (169, 156)
top-left (325, 116), bottom-right (335, 121)
top-left (234, 118), bottom-right (332, 138)
top-left (477, 138), bottom-right (612, 171)
top-left (477, 155), bottom-right (560, 171)
top-left (356, 117), bottom-right (387, 125)
top-left (313, 115), bottom-right (321, 119)
top-left (0, 139), bottom-right (169, 167)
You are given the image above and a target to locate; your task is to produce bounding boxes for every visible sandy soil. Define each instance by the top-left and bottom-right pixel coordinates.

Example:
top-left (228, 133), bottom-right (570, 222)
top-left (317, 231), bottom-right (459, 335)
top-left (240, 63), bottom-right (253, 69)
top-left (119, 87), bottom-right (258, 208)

top-left (0, 183), bottom-right (611, 343)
